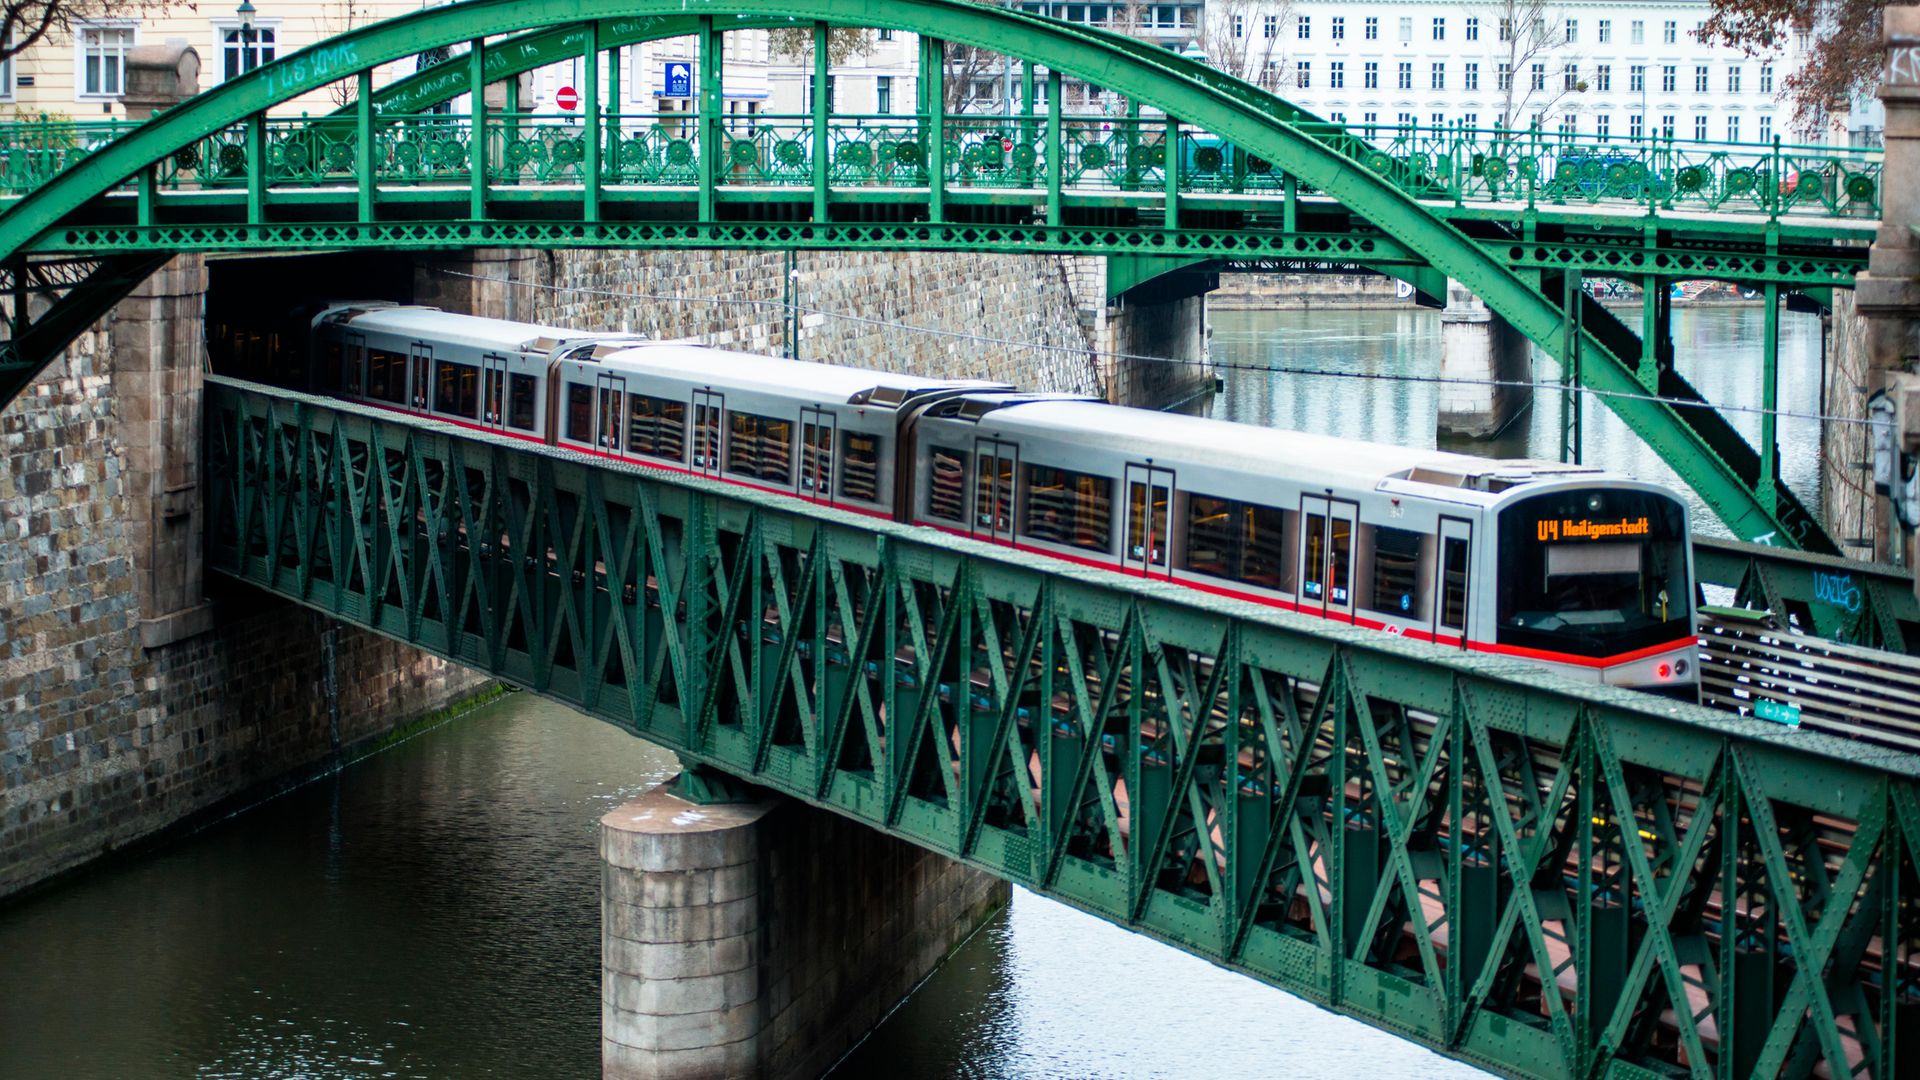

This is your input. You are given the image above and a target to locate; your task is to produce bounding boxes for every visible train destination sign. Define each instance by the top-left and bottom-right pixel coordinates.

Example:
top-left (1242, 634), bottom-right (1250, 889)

top-left (1535, 516), bottom-right (1652, 542)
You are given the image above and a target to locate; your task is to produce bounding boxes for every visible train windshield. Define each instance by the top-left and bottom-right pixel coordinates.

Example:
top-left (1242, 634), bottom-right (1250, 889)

top-left (1495, 489), bottom-right (1692, 659)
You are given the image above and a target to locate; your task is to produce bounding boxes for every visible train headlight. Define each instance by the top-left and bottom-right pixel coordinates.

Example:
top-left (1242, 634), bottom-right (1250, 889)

top-left (1674, 658), bottom-right (1690, 676)
top-left (1587, 494), bottom-right (1603, 512)
top-left (1656, 662), bottom-right (1672, 680)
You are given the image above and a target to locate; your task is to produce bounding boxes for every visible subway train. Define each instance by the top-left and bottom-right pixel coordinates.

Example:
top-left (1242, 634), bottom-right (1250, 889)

top-left (308, 302), bottom-right (1699, 698)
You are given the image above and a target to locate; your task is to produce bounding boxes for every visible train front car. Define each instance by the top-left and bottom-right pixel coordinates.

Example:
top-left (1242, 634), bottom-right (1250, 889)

top-left (1491, 484), bottom-right (1698, 699)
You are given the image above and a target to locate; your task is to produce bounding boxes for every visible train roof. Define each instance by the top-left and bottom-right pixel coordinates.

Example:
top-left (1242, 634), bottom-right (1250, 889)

top-left (597, 342), bottom-right (1010, 403)
top-left (318, 304), bottom-right (616, 355)
top-left (977, 399), bottom-right (1611, 496)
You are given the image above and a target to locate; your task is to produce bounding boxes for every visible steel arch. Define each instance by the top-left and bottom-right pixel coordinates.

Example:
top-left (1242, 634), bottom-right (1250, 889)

top-left (0, 0), bottom-right (1833, 552)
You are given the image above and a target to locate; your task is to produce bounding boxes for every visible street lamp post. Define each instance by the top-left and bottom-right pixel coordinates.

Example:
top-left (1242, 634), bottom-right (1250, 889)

top-left (236, 0), bottom-right (258, 73)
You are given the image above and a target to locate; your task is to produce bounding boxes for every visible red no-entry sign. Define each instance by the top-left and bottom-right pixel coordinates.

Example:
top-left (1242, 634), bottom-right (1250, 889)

top-left (555, 85), bottom-right (580, 111)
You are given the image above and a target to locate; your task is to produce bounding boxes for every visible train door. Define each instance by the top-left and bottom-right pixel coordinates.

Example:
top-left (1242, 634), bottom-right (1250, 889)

top-left (691, 390), bottom-right (724, 476)
top-left (480, 354), bottom-right (509, 431)
top-left (799, 407), bottom-right (836, 506)
top-left (343, 331), bottom-right (366, 398)
top-left (972, 438), bottom-right (1018, 546)
top-left (1122, 463), bottom-right (1175, 579)
top-left (595, 372), bottom-right (627, 454)
top-left (1299, 495), bottom-right (1357, 623)
top-left (1432, 517), bottom-right (1473, 647)
top-left (409, 342), bottom-right (433, 412)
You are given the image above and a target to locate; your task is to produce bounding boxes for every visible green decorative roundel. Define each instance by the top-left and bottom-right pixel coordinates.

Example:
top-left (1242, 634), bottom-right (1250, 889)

top-left (1010, 144), bottom-right (1036, 168)
top-left (552, 139), bottom-right (583, 166)
top-left (1193, 146), bottom-right (1223, 173)
top-left (505, 142), bottom-right (532, 167)
top-left (893, 141), bottom-right (923, 167)
top-left (774, 140), bottom-right (805, 167)
top-left (218, 143), bottom-right (248, 174)
top-left (1127, 143), bottom-right (1153, 170)
top-left (1080, 144), bottom-right (1108, 170)
top-left (1364, 150), bottom-right (1392, 172)
top-left (729, 139), bottom-right (758, 167)
top-left (391, 141), bottom-right (418, 168)
top-left (1483, 158), bottom-right (1508, 181)
top-left (172, 145), bottom-right (200, 171)
top-left (1846, 172), bottom-right (1876, 202)
top-left (837, 141), bottom-right (873, 169)
top-left (1245, 154), bottom-right (1272, 175)
top-left (1606, 162), bottom-right (1631, 186)
top-left (283, 141), bottom-right (311, 170)
top-left (325, 142), bottom-right (354, 171)
top-left (1725, 167), bottom-right (1754, 194)
top-left (1555, 161), bottom-right (1577, 183)
top-left (619, 140), bottom-right (647, 168)
top-left (1676, 165), bottom-right (1708, 192)
top-left (666, 140), bottom-right (693, 166)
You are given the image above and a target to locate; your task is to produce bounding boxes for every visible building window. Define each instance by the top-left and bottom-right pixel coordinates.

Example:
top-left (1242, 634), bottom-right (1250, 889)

top-left (876, 75), bottom-right (892, 114)
top-left (1364, 16), bottom-right (1378, 41)
top-left (1466, 17), bottom-right (1479, 41)
top-left (1565, 19), bottom-right (1577, 43)
top-left (1398, 61), bottom-right (1412, 90)
top-left (1630, 114), bottom-right (1644, 139)
top-left (878, 28), bottom-right (894, 41)
top-left (1728, 66), bottom-right (1742, 93)
top-left (1464, 63), bottom-right (1479, 91)
top-left (1629, 65), bottom-right (1644, 93)
top-left (214, 21), bottom-right (278, 82)
top-left (1694, 114), bottom-right (1708, 141)
top-left (1560, 115), bottom-right (1576, 136)
top-left (1496, 63), bottom-right (1512, 92)
top-left (1363, 110), bottom-right (1377, 128)
top-left (1331, 16), bottom-right (1344, 41)
top-left (1759, 115), bottom-right (1773, 143)
top-left (1664, 20), bottom-right (1677, 44)
top-left (1597, 19), bottom-right (1611, 43)
top-left (1463, 112), bottom-right (1478, 130)
top-left (1760, 64), bottom-right (1774, 93)
top-left (1329, 61), bottom-right (1344, 89)
top-left (1631, 19), bottom-right (1645, 44)
top-left (1530, 63), bottom-right (1545, 91)
top-left (1330, 111), bottom-right (1345, 124)
top-left (1364, 61), bottom-right (1378, 90)
top-left (1433, 17), bottom-right (1445, 41)
top-left (1695, 65), bottom-right (1709, 93)
top-left (1595, 64), bottom-right (1610, 92)
top-left (1232, 14), bottom-right (1244, 38)
top-left (1296, 14), bottom-right (1309, 39)
top-left (77, 22), bottom-right (136, 99)
top-left (1431, 62), bottom-right (1445, 90)
top-left (1564, 64), bottom-right (1578, 92)
top-left (1662, 113), bottom-right (1676, 137)
top-left (1397, 111), bottom-right (1414, 130)
top-left (1595, 113), bottom-right (1610, 139)
top-left (1431, 111), bottom-right (1444, 127)
top-left (0, 40), bottom-right (13, 101)
top-left (1662, 65), bottom-right (1677, 93)
top-left (1727, 116), bottom-right (1740, 142)
top-left (1499, 18), bottom-right (1512, 42)
top-left (1263, 14), bottom-right (1276, 39)
top-left (1396, 16), bottom-right (1410, 41)
top-left (1296, 61), bottom-right (1310, 89)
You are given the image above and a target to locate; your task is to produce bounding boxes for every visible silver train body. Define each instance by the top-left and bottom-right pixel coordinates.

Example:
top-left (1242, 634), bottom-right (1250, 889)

top-left (314, 303), bottom-right (1701, 697)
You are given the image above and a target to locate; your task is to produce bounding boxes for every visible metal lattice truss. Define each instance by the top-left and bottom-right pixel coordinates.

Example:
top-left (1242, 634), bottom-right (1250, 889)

top-left (1694, 536), bottom-right (1920, 655)
top-left (206, 378), bottom-right (1920, 1079)
top-left (0, 0), bottom-right (1862, 554)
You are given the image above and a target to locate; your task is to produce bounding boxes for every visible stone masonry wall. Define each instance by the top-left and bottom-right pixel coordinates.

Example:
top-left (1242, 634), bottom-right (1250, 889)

top-left (417, 248), bottom-right (1102, 396)
top-left (0, 267), bottom-right (492, 900)
top-left (1823, 290), bottom-right (1881, 558)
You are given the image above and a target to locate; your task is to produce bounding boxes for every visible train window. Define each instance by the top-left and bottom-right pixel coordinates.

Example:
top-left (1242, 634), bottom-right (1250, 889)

top-left (626, 394), bottom-right (685, 459)
top-left (321, 341), bottom-right (345, 394)
top-left (727, 411), bottom-right (793, 483)
top-left (1367, 526), bottom-right (1424, 617)
top-left (1021, 463), bottom-right (1112, 553)
top-left (507, 373), bottom-right (538, 430)
top-left (1125, 475), bottom-right (1170, 566)
top-left (343, 342), bottom-right (363, 396)
top-left (801, 422), bottom-right (833, 495)
top-left (1240, 503), bottom-right (1292, 591)
top-left (977, 451), bottom-right (1014, 533)
top-left (928, 447), bottom-right (969, 521)
top-left (598, 386), bottom-right (624, 450)
top-left (1303, 513), bottom-right (1351, 603)
top-left (840, 433), bottom-right (882, 502)
top-left (1440, 537), bottom-right (1469, 631)
top-left (366, 348), bottom-right (408, 405)
top-left (434, 359), bottom-right (480, 419)
top-left (565, 382), bottom-right (593, 442)
top-left (1182, 495), bottom-right (1236, 578)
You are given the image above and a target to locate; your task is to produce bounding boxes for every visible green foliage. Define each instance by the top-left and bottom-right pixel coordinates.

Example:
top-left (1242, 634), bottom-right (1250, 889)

top-left (1702, 0), bottom-right (1884, 134)
top-left (767, 26), bottom-right (873, 66)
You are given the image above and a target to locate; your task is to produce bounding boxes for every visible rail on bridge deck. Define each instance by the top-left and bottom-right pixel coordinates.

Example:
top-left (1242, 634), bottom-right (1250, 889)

top-left (0, 0), bottom-right (1880, 556)
top-left (205, 377), bottom-right (1920, 1080)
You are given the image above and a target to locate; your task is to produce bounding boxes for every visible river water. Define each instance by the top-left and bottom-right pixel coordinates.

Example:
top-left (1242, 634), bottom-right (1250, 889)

top-left (7, 305), bottom-right (1802, 1077)
top-left (1208, 302), bottom-right (1827, 542)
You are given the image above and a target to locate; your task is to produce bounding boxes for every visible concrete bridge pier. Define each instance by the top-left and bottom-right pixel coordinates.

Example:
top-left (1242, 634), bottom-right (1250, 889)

top-left (599, 776), bottom-right (1008, 1079)
top-left (1437, 280), bottom-right (1533, 438)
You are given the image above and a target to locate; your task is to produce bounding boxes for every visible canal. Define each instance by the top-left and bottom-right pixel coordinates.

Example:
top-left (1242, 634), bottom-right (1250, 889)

top-left (5, 304), bottom-right (1805, 1076)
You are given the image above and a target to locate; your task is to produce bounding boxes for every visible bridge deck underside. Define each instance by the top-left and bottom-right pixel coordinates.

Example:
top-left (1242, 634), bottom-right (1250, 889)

top-left (205, 379), bottom-right (1920, 1080)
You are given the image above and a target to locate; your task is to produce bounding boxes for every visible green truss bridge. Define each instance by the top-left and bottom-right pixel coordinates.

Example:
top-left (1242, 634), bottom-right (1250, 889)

top-left (208, 376), bottom-right (1920, 1080)
top-left (0, 0), bottom-right (1884, 558)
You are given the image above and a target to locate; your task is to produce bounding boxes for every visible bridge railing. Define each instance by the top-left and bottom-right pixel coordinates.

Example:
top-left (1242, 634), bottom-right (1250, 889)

top-left (0, 107), bottom-right (1881, 221)
top-left (204, 376), bottom-right (1919, 1080)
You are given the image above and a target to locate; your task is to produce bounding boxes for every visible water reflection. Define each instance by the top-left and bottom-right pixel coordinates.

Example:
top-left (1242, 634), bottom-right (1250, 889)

top-left (1209, 303), bottom-right (1825, 540)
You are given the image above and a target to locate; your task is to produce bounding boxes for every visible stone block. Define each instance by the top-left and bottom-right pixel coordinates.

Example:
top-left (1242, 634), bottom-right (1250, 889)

top-left (603, 933), bottom-right (758, 981)
top-left (601, 964), bottom-right (758, 1016)
top-left (603, 997), bottom-right (762, 1053)
top-left (603, 1034), bottom-right (757, 1080)
top-left (604, 893), bottom-right (760, 944)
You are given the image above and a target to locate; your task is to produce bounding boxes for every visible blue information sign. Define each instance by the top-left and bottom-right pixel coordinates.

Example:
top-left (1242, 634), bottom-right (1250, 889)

top-left (663, 62), bottom-right (692, 98)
